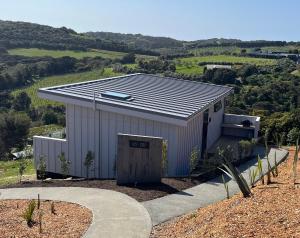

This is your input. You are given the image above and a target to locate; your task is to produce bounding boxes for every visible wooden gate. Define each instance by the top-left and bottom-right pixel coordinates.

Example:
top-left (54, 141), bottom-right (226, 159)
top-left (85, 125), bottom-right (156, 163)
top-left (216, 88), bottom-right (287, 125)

top-left (116, 133), bottom-right (162, 185)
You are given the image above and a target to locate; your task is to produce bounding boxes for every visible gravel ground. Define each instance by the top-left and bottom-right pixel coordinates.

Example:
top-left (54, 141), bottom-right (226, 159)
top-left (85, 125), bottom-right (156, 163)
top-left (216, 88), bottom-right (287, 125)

top-left (2, 178), bottom-right (201, 202)
top-left (0, 199), bottom-right (92, 238)
top-left (151, 147), bottom-right (300, 238)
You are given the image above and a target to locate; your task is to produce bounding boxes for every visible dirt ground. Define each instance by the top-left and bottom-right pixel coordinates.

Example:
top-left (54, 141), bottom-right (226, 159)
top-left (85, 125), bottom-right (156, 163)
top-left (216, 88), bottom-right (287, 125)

top-left (2, 177), bottom-right (201, 202)
top-left (151, 147), bottom-right (300, 238)
top-left (0, 199), bottom-right (92, 238)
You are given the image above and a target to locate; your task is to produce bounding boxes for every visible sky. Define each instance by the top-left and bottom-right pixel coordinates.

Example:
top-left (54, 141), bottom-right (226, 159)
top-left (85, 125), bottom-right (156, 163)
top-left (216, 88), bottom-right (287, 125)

top-left (1, 0), bottom-right (299, 41)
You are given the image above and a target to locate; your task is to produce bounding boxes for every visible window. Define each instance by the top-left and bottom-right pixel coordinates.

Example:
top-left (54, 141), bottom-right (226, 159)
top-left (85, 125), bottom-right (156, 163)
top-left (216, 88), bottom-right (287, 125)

top-left (101, 91), bottom-right (132, 101)
top-left (214, 100), bottom-right (222, 112)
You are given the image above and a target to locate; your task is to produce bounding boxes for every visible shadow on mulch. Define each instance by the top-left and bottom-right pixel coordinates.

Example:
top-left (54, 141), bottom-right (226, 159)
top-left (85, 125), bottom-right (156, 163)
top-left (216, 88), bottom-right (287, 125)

top-left (1, 177), bottom-right (201, 202)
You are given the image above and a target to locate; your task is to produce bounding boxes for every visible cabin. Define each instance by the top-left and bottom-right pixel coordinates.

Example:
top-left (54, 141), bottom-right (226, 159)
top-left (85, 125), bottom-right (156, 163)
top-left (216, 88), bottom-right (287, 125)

top-left (33, 73), bottom-right (260, 178)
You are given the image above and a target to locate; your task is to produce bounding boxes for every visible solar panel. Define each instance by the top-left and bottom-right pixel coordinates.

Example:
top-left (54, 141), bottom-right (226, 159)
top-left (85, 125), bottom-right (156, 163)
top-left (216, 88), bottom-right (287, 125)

top-left (101, 91), bottom-right (132, 101)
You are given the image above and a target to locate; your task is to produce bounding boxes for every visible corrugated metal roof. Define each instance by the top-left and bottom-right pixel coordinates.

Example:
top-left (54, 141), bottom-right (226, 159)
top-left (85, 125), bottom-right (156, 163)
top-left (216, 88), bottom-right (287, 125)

top-left (39, 73), bottom-right (233, 120)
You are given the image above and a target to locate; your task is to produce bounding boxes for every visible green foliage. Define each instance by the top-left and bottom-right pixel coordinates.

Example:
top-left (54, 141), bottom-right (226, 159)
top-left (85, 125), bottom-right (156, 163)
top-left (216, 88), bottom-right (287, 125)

top-left (12, 91), bottom-right (31, 111)
top-left (161, 140), bottom-right (168, 176)
top-left (287, 128), bottom-right (300, 145)
top-left (42, 110), bottom-right (58, 125)
top-left (84, 151), bottom-right (94, 179)
top-left (58, 152), bottom-right (69, 178)
top-left (218, 147), bottom-right (252, 198)
top-left (18, 159), bottom-right (27, 182)
top-left (21, 200), bottom-right (36, 227)
top-left (257, 155), bottom-right (264, 185)
top-left (0, 111), bottom-right (31, 156)
top-left (248, 168), bottom-right (258, 188)
top-left (8, 48), bottom-right (126, 59)
top-left (221, 174), bottom-right (230, 199)
top-left (189, 147), bottom-right (199, 176)
top-left (38, 155), bottom-right (47, 180)
top-left (238, 140), bottom-right (254, 159)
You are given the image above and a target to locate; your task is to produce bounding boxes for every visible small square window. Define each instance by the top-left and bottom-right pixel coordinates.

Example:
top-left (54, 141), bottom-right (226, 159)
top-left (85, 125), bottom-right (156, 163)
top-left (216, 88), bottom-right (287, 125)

top-left (214, 101), bottom-right (222, 112)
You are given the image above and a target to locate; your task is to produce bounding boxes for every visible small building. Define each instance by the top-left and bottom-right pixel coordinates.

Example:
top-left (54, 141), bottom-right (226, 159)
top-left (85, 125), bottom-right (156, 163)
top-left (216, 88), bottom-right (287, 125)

top-left (34, 73), bottom-right (260, 178)
top-left (206, 64), bottom-right (232, 70)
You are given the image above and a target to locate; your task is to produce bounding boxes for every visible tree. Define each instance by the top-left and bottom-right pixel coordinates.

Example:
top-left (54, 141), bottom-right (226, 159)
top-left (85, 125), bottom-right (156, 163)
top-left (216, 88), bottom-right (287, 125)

top-left (13, 92), bottom-right (31, 112)
top-left (121, 53), bottom-right (136, 64)
top-left (0, 112), bottom-right (31, 155)
top-left (58, 152), bottom-right (70, 178)
top-left (18, 159), bottom-right (27, 182)
top-left (42, 110), bottom-right (58, 125)
top-left (287, 128), bottom-right (300, 145)
top-left (84, 151), bottom-right (94, 179)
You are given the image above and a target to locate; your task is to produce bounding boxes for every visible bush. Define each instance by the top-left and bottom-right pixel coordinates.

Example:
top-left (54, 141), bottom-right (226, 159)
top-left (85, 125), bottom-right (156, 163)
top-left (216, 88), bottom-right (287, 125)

top-left (287, 128), bottom-right (300, 145)
top-left (238, 140), bottom-right (254, 159)
top-left (42, 110), bottom-right (58, 125)
top-left (21, 200), bottom-right (36, 227)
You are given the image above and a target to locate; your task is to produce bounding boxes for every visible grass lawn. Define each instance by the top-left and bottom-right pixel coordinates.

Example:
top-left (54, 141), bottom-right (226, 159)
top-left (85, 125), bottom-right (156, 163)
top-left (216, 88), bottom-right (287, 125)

top-left (175, 54), bottom-right (277, 75)
top-left (190, 46), bottom-right (243, 56)
top-left (12, 68), bottom-right (122, 107)
top-left (0, 159), bottom-right (35, 186)
top-left (8, 48), bottom-right (126, 59)
top-left (29, 124), bottom-right (64, 138)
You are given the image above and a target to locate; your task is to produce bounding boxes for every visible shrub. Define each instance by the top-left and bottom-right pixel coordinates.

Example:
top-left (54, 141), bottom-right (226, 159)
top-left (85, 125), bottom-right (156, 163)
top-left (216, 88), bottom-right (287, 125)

top-left (21, 200), bottom-right (36, 227)
top-left (189, 147), bottom-right (199, 177)
top-left (238, 140), bottom-right (253, 159)
top-left (58, 152), bottom-right (70, 178)
top-left (38, 155), bottom-right (47, 180)
top-left (218, 147), bottom-right (252, 198)
top-left (18, 159), bottom-right (27, 182)
top-left (287, 128), bottom-right (300, 145)
top-left (84, 151), bottom-right (94, 179)
top-left (161, 140), bottom-right (168, 176)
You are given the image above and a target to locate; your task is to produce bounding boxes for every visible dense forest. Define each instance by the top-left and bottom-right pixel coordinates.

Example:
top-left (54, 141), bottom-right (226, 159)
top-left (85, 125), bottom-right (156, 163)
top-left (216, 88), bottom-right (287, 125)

top-left (0, 20), bottom-right (300, 158)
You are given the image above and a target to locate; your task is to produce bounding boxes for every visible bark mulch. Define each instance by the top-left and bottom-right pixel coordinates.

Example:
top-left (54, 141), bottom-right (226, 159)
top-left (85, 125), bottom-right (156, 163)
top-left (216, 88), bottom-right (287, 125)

top-left (2, 178), bottom-right (200, 202)
top-left (150, 147), bottom-right (300, 238)
top-left (0, 199), bottom-right (92, 238)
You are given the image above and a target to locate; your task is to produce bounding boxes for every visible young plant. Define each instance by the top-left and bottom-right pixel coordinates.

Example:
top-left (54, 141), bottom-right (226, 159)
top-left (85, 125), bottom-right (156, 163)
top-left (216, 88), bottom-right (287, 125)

top-left (38, 155), bottom-right (47, 180)
top-left (218, 149), bottom-right (252, 198)
top-left (221, 174), bottom-right (230, 199)
top-left (257, 155), bottom-right (264, 185)
top-left (21, 200), bottom-right (36, 227)
top-left (161, 140), bottom-right (168, 177)
top-left (84, 151), bottom-right (94, 179)
top-left (58, 152), bottom-right (70, 178)
top-left (248, 168), bottom-right (258, 188)
top-left (274, 151), bottom-right (279, 177)
top-left (37, 194), bottom-right (40, 209)
top-left (18, 159), bottom-right (27, 183)
top-left (293, 139), bottom-right (299, 185)
top-left (38, 211), bottom-right (43, 233)
top-left (51, 202), bottom-right (56, 215)
top-left (189, 146), bottom-right (199, 177)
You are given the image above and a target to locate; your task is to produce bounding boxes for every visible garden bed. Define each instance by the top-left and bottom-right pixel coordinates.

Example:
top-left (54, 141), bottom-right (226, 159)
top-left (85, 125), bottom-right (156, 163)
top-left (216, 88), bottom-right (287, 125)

top-left (2, 178), bottom-right (201, 202)
top-left (0, 199), bottom-right (92, 238)
top-left (150, 147), bottom-right (300, 238)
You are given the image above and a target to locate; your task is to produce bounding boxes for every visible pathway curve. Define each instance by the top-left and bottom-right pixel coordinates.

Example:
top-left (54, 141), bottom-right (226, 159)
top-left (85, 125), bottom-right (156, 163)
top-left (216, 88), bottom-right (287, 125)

top-left (143, 147), bottom-right (289, 226)
top-left (0, 187), bottom-right (152, 238)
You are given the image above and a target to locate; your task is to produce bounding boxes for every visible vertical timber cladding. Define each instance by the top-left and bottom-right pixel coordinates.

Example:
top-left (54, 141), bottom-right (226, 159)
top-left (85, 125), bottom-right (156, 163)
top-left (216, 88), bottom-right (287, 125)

top-left (117, 133), bottom-right (163, 185)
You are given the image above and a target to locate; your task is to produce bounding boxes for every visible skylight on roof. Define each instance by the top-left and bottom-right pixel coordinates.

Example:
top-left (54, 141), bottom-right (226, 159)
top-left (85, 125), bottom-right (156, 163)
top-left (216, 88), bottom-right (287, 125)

top-left (101, 91), bottom-right (132, 101)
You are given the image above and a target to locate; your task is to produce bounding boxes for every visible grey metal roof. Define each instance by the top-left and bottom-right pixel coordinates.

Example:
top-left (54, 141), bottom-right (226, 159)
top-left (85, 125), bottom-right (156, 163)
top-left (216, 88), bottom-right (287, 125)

top-left (39, 73), bottom-right (233, 120)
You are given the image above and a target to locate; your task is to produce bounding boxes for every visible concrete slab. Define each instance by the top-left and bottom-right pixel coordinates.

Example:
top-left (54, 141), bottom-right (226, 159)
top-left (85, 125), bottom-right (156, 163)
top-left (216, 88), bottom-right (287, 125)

top-left (143, 147), bottom-right (289, 225)
top-left (0, 187), bottom-right (152, 238)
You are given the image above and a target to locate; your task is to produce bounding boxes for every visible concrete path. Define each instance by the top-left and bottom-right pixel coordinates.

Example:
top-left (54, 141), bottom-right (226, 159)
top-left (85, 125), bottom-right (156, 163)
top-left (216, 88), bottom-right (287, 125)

top-left (143, 147), bottom-right (289, 226)
top-left (0, 187), bottom-right (152, 238)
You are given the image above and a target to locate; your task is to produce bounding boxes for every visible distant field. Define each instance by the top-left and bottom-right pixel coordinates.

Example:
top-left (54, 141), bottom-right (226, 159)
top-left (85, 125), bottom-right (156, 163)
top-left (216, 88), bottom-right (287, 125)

top-left (8, 48), bottom-right (157, 60)
top-left (190, 46), bottom-right (243, 56)
top-left (175, 55), bottom-right (277, 75)
top-left (8, 48), bottom-right (126, 59)
top-left (13, 68), bottom-right (122, 107)
top-left (261, 45), bottom-right (300, 53)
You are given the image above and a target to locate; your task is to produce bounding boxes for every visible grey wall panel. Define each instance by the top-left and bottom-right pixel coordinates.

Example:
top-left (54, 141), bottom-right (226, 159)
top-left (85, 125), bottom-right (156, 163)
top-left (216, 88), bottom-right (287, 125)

top-left (207, 98), bottom-right (224, 149)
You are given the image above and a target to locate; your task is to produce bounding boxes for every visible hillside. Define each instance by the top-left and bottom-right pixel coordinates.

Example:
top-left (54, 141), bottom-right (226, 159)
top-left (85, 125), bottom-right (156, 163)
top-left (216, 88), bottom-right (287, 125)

top-left (0, 20), bottom-right (132, 53)
top-left (85, 31), bottom-right (183, 50)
